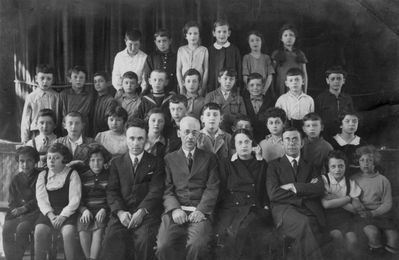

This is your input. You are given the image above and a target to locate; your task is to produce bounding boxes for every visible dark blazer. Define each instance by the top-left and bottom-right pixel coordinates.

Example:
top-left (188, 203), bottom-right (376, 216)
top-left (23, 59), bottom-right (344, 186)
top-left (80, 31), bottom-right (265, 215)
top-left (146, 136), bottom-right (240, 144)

top-left (266, 155), bottom-right (325, 227)
top-left (163, 148), bottom-right (220, 215)
top-left (107, 152), bottom-right (164, 218)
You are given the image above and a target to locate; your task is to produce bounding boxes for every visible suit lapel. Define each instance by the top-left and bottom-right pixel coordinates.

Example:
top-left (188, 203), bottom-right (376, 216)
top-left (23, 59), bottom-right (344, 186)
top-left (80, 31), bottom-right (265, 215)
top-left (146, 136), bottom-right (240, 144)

top-left (120, 153), bottom-right (134, 185)
top-left (177, 149), bottom-right (190, 174)
top-left (189, 149), bottom-right (204, 178)
top-left (282, 155), bottom-right (297, 182)
top-left (214, 134), bottom-right (225, 153)
top-left (296, 158), bottom-right (310, 183)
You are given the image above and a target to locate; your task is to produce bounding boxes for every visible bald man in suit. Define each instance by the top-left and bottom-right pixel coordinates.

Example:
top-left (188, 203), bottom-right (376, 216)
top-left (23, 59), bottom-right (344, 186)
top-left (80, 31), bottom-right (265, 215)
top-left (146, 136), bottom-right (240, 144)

top-left (156, 116), bottom-right (220, 260)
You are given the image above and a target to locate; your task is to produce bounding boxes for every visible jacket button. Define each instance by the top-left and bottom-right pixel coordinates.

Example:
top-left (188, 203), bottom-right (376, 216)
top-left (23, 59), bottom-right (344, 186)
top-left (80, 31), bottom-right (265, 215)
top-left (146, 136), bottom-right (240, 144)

top-left (251, 184), bottom-right (255, 187)
top-left (235, 202), bottom-right (239, 205)
top-left (252, 204), bottom-right (256, 207)
top-left (247, 195), bottom-right (250, 198)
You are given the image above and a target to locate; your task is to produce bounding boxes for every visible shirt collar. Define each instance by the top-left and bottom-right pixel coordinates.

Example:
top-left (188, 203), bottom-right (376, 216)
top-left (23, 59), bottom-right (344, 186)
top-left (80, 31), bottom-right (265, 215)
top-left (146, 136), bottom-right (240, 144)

top-left (286, 154), bottom-right (300, 164)
top-left (334, 134), bottom-right (361, 146)
top-left (250, 95), bottom-right (263, 101)
top-left (122, 93), bottom-right (139, 100)
top-left (327, 172), bottom-right (346, 186)
top-left (123, 48), bottom-right (142, 57)
top-left (182, 147), bottom-right (196, 158)
top-left (231, 152), bottom-right (263, 161)
top-left (287, 91), bottom-right (306, 99)
top-left (200, 128), bottom-right (224, 138)
top-left (213, 41), bottom-right (231, 50)
top-left (129, 151), bottom-right (144, 164)
top-left (68, 135), bottom-right (83, 145)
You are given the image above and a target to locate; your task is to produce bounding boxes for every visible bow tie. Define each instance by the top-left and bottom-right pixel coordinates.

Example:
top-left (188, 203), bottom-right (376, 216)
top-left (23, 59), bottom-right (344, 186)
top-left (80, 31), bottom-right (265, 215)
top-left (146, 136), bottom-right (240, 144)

top-left (251, 96), bottom-right (263, 102)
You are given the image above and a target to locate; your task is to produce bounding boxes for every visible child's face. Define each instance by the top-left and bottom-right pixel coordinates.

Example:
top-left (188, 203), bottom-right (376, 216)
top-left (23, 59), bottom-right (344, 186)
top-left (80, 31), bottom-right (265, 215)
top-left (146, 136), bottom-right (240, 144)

top-left (218, 72), bottom-right (236, 92)
top-left (47, 152), bottom-right (65, 172)
top-left (64, 116), bottom-right (84, 137)
top-left (326, 73), bottom-right (345, 93)
top-left (184, 75), bottom-right (200, 94)
top-left (201, 108), bottom-right (221, 130)
top-left (281, 29), bottom-right (296, 47)
top-left (148, 113), bottom-right (165, 133)
top-left (37, 116), bottom-right (56, 136)
top-left (18, 154), bottom-right (36, 174)
top-left (235, 120), bottom-right (253, 132)
top-left (122, 78), bottom-right (139, 94)
top-left (248, 34), bottom-right (262, 52)
top-left (94, 75), bottom-right (108, 94)
top-left (285, 75), bottom-right (303, 93)
top-left (359, 153), bottom-right (375, 174)
top-left (341, 115), bottom-right (358, 135)
top-left (36, 72), bottom-right (54, 91)
top-left (125, 39), bottom-right (140, 55)
top-left (107, 115), bottom-right (125, 133)
top-left (267, 117), bottom-right (284, 136)
top-left (328, 158), bottom-right (346, 181)
top-left (89, 153), bottom-right (105, 174)
top-left (186, 27), bottom-right (200, 45)
top-left (169, 102), bottom-right (187, 123)
top-left (70, 71), bottom-right (86, 90)
top-left (213, 25), bottom-right (230, 45)
top-left (302, 120), bottom-right (322, 139)
top-left (247, 78), bottom-right (263, 96)
top-left (149, 71), bottom-right (167, 93)
top-left (235, 133), bottom-right (253, 158)
top-left (155, 36), bottom-right (171, 53)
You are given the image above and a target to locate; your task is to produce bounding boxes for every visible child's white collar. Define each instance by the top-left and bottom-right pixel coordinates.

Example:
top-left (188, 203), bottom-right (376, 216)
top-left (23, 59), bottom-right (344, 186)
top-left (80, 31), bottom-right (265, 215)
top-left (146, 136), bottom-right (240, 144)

top-left (214, 41), bottom-right (231, 50)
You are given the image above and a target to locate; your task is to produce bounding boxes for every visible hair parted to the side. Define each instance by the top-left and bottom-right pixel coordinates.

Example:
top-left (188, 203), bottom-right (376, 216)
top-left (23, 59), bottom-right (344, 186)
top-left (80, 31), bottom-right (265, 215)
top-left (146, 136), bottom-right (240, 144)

top-left (15, 146), bottom-right (40, 163)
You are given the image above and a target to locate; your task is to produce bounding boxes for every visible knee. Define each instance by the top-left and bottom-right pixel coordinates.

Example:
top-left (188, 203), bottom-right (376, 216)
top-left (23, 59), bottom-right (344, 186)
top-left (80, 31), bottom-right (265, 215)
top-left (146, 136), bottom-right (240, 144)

top-left (61, 225), bottom-right (76, 242)
top-left (329, 230), bottom-right (344, 240)
top-left (35, 224), bottom-right (51, 240)
top-left (16, 222), bottom-right (34, 237)
top-left (187, 235), bottom-right (210, 252)
top-left (363, 225), bottom-right (380, 239)
top-left (345, 232), bottom-right (357, 245)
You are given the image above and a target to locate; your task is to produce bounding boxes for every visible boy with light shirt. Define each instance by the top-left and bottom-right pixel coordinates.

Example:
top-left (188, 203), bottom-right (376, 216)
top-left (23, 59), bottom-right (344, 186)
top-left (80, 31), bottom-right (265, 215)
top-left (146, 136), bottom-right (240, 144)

top-left (21, 64), bottom-right (59, 143)
top-left (315, 66), bottom-right (354, 138)
top-left (60, 65), bottom-right (95, 136)
top-left (208, 19), bottom-right (241, 93)
top-left (143, 29), bottom-right (177, 94)
top-left (183, 69), bottom-right (205, 119)
top-left (205, 68), bottom-right (246, 133)
top-left (112, 29), bottom-right (147, 90)
top-left (302, 112), bottom-right (333, 174)
top-left (115, 71), bottom-right (142, 121)
top-left (275, 67), bottom-right (314, 130)
top-left (136, 69), bottom-right (174, 119)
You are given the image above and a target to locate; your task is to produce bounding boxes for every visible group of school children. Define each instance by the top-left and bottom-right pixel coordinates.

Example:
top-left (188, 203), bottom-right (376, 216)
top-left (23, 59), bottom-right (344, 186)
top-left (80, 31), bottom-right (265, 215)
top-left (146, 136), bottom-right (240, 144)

top-left (3, 18), bottom-right (398, 260)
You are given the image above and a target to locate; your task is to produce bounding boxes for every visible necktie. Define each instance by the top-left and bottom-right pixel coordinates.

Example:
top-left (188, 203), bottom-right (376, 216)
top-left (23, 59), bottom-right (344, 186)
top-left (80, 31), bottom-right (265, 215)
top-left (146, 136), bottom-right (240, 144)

top-left (292, 159), bottom-right (298, 175)
top-left (187, 152), bottom-right (193, 171)
top-left (43, 136), bottom-right (49, 147)
top-left (133, 157), bottom-right (139, 172)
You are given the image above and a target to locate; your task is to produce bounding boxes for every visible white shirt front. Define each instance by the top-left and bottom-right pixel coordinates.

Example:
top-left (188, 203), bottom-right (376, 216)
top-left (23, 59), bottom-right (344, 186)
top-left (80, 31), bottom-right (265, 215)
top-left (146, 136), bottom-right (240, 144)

top-left (68, 135), bottom-right (83, 156)
top-left (275, 92), bottom-right (314, 120)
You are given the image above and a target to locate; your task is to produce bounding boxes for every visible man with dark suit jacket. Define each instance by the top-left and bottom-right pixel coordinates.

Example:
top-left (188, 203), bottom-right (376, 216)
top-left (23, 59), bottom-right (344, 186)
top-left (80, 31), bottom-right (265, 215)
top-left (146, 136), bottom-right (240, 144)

top-left (156, 116), bottom-right (220, 260)
top-left (100, 119), bottom-right (164, 260)
top-left (266, 127), bottom-right (325, 260)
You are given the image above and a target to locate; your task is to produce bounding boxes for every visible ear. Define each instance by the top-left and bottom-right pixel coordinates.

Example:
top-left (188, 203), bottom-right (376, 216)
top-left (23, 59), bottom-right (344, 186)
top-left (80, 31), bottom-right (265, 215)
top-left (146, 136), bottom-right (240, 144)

top-left (212, 30), bottom-right (217, 37)
top-left (325, 78), bottom-right (329, 85)
top-left (177, 129), bottom-right (181, 138)
top-left (227, 30), bottom-right (231, 37)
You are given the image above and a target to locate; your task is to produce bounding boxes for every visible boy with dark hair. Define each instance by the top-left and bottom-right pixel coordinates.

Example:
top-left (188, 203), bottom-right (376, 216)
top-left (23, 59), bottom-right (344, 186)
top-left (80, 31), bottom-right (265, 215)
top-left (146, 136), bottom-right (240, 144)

top-left (21, 64), bottom-right (60, 143)
top-left (143, 29), bottom-right (177, 94)
top-left (165, 94), bottom-right (188, 153)
top-left (183, 68), bottom-right (205, 119)
top-left (315, 66), bottom-right (354, 138)
top-left (92, 71), bottom-right (117, 137)
top-left (112, 29), bottom-right (147, 90)
top-left (60, 65), bottom-right (95, 136)
top-left (115, 71), bottom-right (142, 121)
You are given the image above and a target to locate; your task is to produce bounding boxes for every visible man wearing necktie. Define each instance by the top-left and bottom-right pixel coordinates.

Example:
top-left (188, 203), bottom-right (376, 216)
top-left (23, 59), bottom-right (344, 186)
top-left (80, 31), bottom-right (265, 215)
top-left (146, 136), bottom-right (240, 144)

top-left (266, 127), bottom-right (325, 260)
top-left (101, 119), bottom-right (164, 260)
top-left (156, 116), bottom-right (220, 260)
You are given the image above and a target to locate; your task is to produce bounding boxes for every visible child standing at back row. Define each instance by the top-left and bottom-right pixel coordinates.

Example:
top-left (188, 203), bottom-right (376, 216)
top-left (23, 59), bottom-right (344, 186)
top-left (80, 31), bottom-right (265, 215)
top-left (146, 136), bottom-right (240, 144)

top-left (21, 64), bottom-right (59, 143)
top-left (205, 68), bottom-right (246, 133)
top-left (208, 19), bottom-right (241, 94)
top-left (177, 21), bottom-right (209, 95)
top-left (272, 24), bottom-right (308, 97)
top-left (242, 31), bottom-right (275, 95)
top-left (275, 67), bottom-right (314, 130)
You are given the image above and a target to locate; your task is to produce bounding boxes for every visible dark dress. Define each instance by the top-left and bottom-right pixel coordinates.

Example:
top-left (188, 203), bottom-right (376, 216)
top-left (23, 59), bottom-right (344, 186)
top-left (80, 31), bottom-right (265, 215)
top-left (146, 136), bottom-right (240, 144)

top-left (215, 156), bottom-right (274, 260)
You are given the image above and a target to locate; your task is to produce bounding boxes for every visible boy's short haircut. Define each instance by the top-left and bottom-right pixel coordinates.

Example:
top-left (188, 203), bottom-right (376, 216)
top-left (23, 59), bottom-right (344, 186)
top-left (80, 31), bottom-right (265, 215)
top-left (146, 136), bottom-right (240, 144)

top-left (218, 68), bottom-right (237, 78)
top-left (145, 107), bottom-right (166, 122)
top-left (94, 71), bottom-right (109, 82)
top-left (47, 143), bottom-right (73, 164)
top-left (150, 69), bottom-right (169, 79)
top-left (213, 19), bottom-right (229, 30)
top-left (36, 64), bottom-right (55, 75)
top-left (326, 150), bottom-right (348, 169)
top-left (303, 112), bottom-right (323, 125)
top-left (282, 126), bottom-right (303, 139)
top-left (122, 71), bottom-right (139, 81)
top-left (183, 21), bottom-right (200, 37)
top-left (233, 114), bottom-right (252, 127)
top-left (279, 24), bottom-right (298, 39)
top-left (286, 67), bottom-right (304, 78)
top-left (37, 108), bottom-right (57, 124)
top-left (125, 29), bottom-right (142, 41)
top-left (86, 143), bottom-right (112, 164)
top-left (264, 107), bottom-right (287, 123)
top-left (325, 66), bottom-right (347, 78)
top-left (15, 146), bottom-right (40, 163)
top-left (170, 94), bottom-right (188, 107)
top-left (106, 105), bottom-right (128, 123)
top-left (247, 72), bottom-right (264, 84)
top-left (247, 30), bottom-right (264, 43)
top-left (231, 128), bottom-right (254, 149)
top-left (64, 111), bottom-right (84, 123)
top-left (183, 68), bottom-right (202, 82)
top-left (154, 28), bottom-right (171, 39)
top-left (67, 65), bottom-right (87, 78)
top-left (201, 102), bottom-right (222, 115)
top-left (126, 118), bottom-right (148, 133)
top-left (355, 145), bottom-right (382, 165)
